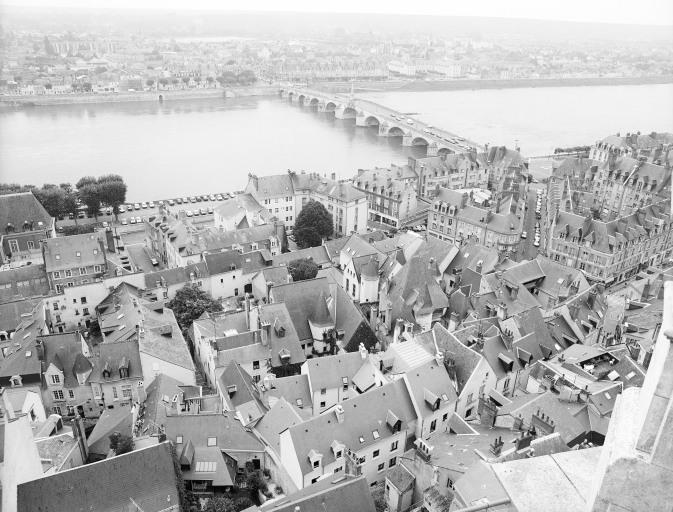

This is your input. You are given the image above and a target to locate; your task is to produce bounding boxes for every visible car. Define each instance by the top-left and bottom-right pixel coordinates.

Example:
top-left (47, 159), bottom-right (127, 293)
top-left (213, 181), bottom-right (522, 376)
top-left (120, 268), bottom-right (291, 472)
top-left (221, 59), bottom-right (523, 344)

top-left (175, 198), bottom-right (182, 204)
top-left (121, 219), bottom-right (128, 226)
top-left (149, 201), bottom-right (155, 208)
top-left (119, 205), bottom-right (126, 213)
top-left (129, 217), bottom-right (136, 224)
top-left (533, 240), bottom-right (540, 247)
top-left (186, 210), bottom-right (193, 217)
top-left (141, 202), bottom-right (149, 208)
top-left (167, 199), bottom-right (174, 206)
top-left (199, 208), bottom-right (206, 215)
top-left (207, 206), bottom-right (213, 214)
top-left (183, 197), bottom-right (190, 204)
top-left (151, 258), bottom-right (159, 266)
top-left (215, 194), bottom-right (223, 201)
top-left (406, 119), bottom-right (414, 125)
top-left (190, 197), bottom-right (197, 203)
top-left (134, 203), bottom-right (141, 210)
top-left (521, 231), bottom-right (527, 239)
top-left (209, 194), bottom-right (216, 201)
top-left (202, 195), bottom-right (209, 201)
top-left (135, 216), bottom-right (141, 223)
top-left (102, 221), bottom-right (109, 228)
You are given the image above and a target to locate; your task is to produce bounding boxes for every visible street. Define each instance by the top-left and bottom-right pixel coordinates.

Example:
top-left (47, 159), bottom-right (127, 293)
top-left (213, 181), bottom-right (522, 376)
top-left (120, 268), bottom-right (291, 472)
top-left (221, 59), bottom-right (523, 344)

top-left (515, 183), bottom-right (548, 261)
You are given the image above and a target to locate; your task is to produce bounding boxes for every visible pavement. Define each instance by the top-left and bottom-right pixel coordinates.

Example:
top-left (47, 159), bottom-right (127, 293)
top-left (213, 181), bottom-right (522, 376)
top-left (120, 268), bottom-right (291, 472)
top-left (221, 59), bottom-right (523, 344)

top-left (126, 244), bottom-right (163, 273)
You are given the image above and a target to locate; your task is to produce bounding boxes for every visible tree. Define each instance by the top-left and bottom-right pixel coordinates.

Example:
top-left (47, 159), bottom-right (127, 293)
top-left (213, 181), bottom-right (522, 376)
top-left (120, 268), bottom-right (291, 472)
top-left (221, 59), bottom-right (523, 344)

top-left (167, 285), bottom-right (222, 336)
top-left (97, 174), bottom-right (127, 220)
top-left (146, 79), bottom-right (155, 88)
top-left (159, 77), bottom-right (169, 87)
top-left (288, 258), bottom-right (319, 281)
top-left (34, 187), bottom-right (67, 219)
top-left (294, 200), bottom-right (333, 248)
top-left (109, 432), bottom-right (134, 455)
top-left (371, 482), bottom-right (387, 512)
top-left (77, 179), bottom-right (101, 220)
top-left (181, 76), bottom-right (190, 87)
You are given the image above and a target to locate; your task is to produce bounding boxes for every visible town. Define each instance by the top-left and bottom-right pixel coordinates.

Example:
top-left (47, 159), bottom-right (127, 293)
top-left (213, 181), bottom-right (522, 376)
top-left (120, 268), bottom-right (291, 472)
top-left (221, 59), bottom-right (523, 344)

top-left (1, 119), bottom-right (672, 512)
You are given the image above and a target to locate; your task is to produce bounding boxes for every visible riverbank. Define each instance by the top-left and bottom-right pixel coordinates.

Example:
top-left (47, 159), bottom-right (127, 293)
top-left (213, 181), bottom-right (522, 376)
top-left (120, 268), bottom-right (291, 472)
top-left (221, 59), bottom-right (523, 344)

top-left (0, 84), bottom-right (277, 108)
top-left (320, 75), bottom-right (673, 94)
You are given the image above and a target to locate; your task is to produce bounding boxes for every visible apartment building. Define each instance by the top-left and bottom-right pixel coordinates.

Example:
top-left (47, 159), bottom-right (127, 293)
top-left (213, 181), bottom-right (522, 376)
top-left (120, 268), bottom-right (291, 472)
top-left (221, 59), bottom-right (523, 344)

top-left (0, 192), bottom-right (55, 265)
top-left (548, 201), bottom-right (672, 284)
top-left (428, 187), bottom-right (524, 255)
top-left (413, 153), bottom-right (490, 197)
top-left (42, 233), bottom-right (107, 292)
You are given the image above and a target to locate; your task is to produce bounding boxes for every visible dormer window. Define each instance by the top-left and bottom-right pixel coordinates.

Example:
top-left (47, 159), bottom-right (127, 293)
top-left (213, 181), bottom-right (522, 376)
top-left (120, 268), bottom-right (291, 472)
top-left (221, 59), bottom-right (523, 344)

top-left (10, 375), bottom-right (22, 387)
top-left (76, 251), bottom-right (81, 257)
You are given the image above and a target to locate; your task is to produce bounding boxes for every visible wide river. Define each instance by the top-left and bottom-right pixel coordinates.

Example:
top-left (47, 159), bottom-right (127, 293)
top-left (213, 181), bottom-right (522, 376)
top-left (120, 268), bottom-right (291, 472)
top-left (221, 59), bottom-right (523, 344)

top-left (1, 83), bottom-right (672, 201)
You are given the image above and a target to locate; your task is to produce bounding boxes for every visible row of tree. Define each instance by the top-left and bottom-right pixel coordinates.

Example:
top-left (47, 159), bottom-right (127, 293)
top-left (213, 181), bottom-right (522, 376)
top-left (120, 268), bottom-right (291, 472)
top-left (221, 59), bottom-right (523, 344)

top-left (0, 174), bottom-right (127, 222)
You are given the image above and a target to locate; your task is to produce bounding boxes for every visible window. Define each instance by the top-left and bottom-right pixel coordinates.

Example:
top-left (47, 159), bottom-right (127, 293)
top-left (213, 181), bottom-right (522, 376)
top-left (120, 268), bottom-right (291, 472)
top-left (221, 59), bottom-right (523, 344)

top-left (83, 307), bottom-right (89, 316)
top-left (94, 265), bottom-right (101, 273)
top-left (430, 419), bottom-right (437, 433)
top-left (122, 385), bottom-right (132, 399)
top-left (176, 436), bottom-right (183, 444)
top-left (51, 374), bottom-right (61, 384)
top-left (389, 457), bottom-right (397, 467)
top-left (313, 460), bottom-right (320, 468)
top-left (342, 377), bottom-right (348, 391)
top-left (53, 271), bottom-right (61, 279)
top-left (378, 463), bottom-right (385, 472)
top-left (67, 405), bottom-right (75, 416)
top-left (335, 450), bottom-right (342, 458)
top-left (373, 449), bottom-right (380, 458)
top-left (320, 401), bottom-right (326, 408)
top-left (234, 288), bottom-right (239, 296)
top-left (27, 240), bottom-right (35, 250)
top-left (53, 389), bottom-right (64, 400)
top-left (81, 296), bottom-right (87, 304)
top-left (79, 267), bottom-right (87, 275)
top-left (9, 240), bottom-right (19, 253)
top-left (68, 390), bottom-right (75, 399)
top-left (443, 413), bottom-right (448, 422)
top-left (334, 466), bottom-right (342, 473)
top-left (112, 386), bottom-right (118, 400)
top-left (311, 477), bottom-right (319, 484)
top-left (390, 441), bottom-right (398, 451)
top-left (320, 387), bottom-right (326, 395)
top-left (253, 360), bottom-right (260, 370)
top-left (52, 302), bottom-right (59, 311)
top-left (207, 437), bottom-right (217, 447)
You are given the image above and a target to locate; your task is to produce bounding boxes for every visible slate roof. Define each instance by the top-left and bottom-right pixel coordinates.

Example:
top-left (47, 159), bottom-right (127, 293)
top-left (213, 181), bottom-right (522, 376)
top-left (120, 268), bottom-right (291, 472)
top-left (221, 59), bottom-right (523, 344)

top-left (0, 265), bottom-right (50, 304)
top-left (261, 374), bottom-right (313, 412)
top-left (272, 245), bottom-right (331, 267)
top-left (260, 475), bottom-right (376, 512)
top-left (403, 360), bottom-right (458, 416)
top-left (386, 463), bottom-right (415, 492)
top-left (42, 232), bottom-right (106, 272)
top-left (248, 174), bottom-right (294, 198)
top-left (181, 445), bottom-right (233, 486)
top-left (89, 340), bottom-right (143, 383)
top-left (285, 379), bottom-right (416, 475)
top-left (254, 397), bottom-right (304, 455)
top-left (0, 298), bottom-right (44, 334)
top-left (144, 262), bottom-right (207, 289)
top-left (303, 351), bottom-right (366, 393)
top-left (87, 406), bottom-right (133, 456)
top-left (0, 301), bottom-right (47, 378)
top-left (259, 302), bottom-right (306, 367)
top-left (219, 362), bottom-right (267, 422)
top-left (0, 192), bottom-right (53, 233)
top-left (291, 172), bottom-right (366, 203)
top-left (164, 413), bottom-right (264, 453)
top-left (40, 332), bottom-right (92, 388)
top-left (17, 442), bottom-right (180, 512)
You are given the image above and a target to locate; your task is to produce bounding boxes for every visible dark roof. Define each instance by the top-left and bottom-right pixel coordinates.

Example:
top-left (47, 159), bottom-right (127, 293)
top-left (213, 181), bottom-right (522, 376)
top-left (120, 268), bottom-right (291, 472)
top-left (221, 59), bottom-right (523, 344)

top-left (40, 332), bottom-right (92, 388)
top-left (0, 192), bottom-right (53, 233)
top-left (87, 406), bottom-right (133, 456)
top-left (219, 361), bottom-right (267, 421)
top-left (261, 475), bottom-right (376, 512)
top-left (17, 442), bottom-right (180, 512)
top-left (0, 265), bottom-right (50, 304)
top-left (164, 413), bottom-right (264, 453)
top-left (42, 232), bottom-right (106, 272)
top-left (89, 340), bottom-right (143, 383)
top-left (273, 246), bottom-right (331, 267)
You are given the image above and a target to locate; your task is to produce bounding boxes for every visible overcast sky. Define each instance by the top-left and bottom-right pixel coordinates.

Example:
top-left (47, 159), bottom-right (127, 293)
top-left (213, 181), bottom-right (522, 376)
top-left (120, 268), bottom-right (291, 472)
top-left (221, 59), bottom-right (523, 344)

top-left (4, 0), bottom-right (673, 26)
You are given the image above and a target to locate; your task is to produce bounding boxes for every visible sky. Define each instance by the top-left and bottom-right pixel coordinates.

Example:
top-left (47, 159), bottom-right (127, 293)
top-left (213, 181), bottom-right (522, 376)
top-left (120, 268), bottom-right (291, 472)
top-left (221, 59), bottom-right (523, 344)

top-left (4, 0), bottom-right (673, 26)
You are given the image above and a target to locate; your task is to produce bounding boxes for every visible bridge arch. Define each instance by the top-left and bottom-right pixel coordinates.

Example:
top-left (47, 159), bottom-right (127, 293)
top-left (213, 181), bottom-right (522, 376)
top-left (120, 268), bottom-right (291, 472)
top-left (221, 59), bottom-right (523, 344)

top-left (324, 101), bottom-right (337, 112)
top-left (343, 106), bottom-right (357, 117)
top-left (437, 147), bottom-right (454, 156)
top-left (411, 136), bottom-right (429, 146)
top-left (309, 97), bottom-right (320, 107)
top-left (364, 115), bottom-right (381, 127)
top-left (387, 126), bottom-right (406, 137)
top-left (298, 94), bottom-right (306, 105)
top-left (287, 91), bottom-right (295, 101)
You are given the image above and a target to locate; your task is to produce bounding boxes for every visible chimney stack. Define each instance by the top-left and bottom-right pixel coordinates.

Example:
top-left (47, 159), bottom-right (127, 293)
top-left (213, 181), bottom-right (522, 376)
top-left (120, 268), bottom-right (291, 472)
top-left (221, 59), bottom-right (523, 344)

top-left (475, 260), bottom-right (483, 274)
top-left (335, 404), bottom-right (345, 424)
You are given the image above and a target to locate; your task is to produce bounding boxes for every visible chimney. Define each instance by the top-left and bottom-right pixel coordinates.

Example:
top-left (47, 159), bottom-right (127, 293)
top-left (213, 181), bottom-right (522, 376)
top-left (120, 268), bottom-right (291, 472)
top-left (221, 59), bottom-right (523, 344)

top-left (72, 414), bottom-right (89, 462)
top-left (1, 387), bottom-right (15, 420)
top-left (260, 321), bottom-right (270, 346)
top-left (334, 404), bottom-right (345, 424)
top-left (509, 283), bottom-right (519, 300)
top-left (36, 339), bottom-right (45, 361)
top-left (475, 260), bottom-right (483, 274)
top-left (331, 172), bottom-right (336, 181)
top-left (368, 305), bottom-right (378, 329)
top-left (587, 288), bottom-right (598, 309)
top-left (359, 342), bottom-right (368, 360)
top-left (244, 293), bottom-right (251, 329)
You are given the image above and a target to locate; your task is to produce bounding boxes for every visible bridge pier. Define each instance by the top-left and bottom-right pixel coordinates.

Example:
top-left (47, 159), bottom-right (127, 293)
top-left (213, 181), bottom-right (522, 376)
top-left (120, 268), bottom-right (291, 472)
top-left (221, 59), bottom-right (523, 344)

top-left (427, 143), bottom-right (439, 157)
top-left (355, 114), bottom-right (368, 127)
top-left (317, 102), bottom-right (327, 113)
top-left (402, 134), bottom-right (414, 146)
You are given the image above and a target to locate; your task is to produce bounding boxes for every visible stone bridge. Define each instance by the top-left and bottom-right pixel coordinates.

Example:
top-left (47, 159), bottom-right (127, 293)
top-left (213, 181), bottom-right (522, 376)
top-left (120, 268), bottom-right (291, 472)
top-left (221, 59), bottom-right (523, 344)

top-left (279, 87), bottom-right (483, 156)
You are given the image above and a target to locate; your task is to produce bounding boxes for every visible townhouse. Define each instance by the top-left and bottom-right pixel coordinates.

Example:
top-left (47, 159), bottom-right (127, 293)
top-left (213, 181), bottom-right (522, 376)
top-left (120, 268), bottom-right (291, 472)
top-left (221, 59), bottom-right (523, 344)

top-left (547, 200), bottom-right (672, 284)
top-left (213, 192), bottom-right (273, 231)
top-left (428, 187), bottom-right (524, 255)
top-left (278, 379), bottom-right (416, 489)
top-left (0, 192), bottom-right (55, 265)
top-left (244, 171), bottom-right (368, 236)
top-left (42, 232), bottom-right (108, 292)
top-left (413, 153), bottom-right (490, 197)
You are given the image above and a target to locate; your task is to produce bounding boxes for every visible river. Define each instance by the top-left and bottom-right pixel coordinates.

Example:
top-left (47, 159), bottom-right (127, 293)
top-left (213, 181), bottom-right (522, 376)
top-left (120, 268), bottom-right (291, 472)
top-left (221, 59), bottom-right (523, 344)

top-left (1, 83), bottom-right (672, 201)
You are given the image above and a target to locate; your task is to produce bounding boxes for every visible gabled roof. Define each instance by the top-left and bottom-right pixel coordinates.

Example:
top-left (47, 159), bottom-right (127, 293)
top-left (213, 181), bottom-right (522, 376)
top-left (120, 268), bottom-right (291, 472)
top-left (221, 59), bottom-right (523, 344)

top-left (0, 192), bottom-right (53, 233)
top-left (403, 360), bottom-right (458, 416)
top-left (0, 301), bottom-right (47, 378)
top-left (89, 339), bottom-right (143, 383)
top-left (42, 232), bottom-right (106, 272)
top-left (261, 475), bottom-right (376, 512)
top-left (254, 396), bottom-right (304, 455)
top-left (0, 265), bottom-right (50, 303)
top-left (40, 332), bottom-right (91, 388)
top-left (273, 245), bottom-right (331, 268)
top-left (87, 406), bottom-right (133, 456)
top-left (286, 379), bottom-right (416, 476)
top-left (17, 442), bottom-right (179, 512)
top-left (218, 361), bottom-right (267, 423)
top-left (303, 351), bottom-right (366, 393)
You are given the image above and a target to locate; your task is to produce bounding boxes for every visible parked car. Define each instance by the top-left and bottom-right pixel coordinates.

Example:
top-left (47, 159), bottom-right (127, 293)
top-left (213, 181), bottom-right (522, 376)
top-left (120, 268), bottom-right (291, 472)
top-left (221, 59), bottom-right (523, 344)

top-left (129, 217), bottom-right (136, 224)
top-left (119, 205), bottom-right (126, 213)
top-left (207, 206), bottom-right (213, 214)
top-left (135, 216), bottom-right (141, 223)
top-left (215, 194), bottom-right (223, 201)
top-left (521, 231), bottom-right (527, 239)
top-left (149, 201), bottom-right (155, 208)
top-left (141, 202), bottom-right (148, 209)
top-left (199, 208), bottom-right (206, 215)
top-left (168, 199), bottom-right (175, 206)
top-left (151, 258), bottom-right (159, 266)
top-left (209, 194), bottom-right (216, 201)
top-left (176, 198), bottom-right (182, 204)
top-left (533, 240), bottom-right (540, 247)
top-left (186, 210), bottom-right (193, 217)
top-left (121, 219), bottom-right (128, 225)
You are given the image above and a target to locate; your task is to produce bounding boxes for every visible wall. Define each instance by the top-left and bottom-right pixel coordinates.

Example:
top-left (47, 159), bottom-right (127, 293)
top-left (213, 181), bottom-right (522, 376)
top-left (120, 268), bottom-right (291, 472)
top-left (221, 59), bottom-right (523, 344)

top-left (455, 358), bottom-right (496, 419)
top-left (139, 352), bottom-right (196, 387)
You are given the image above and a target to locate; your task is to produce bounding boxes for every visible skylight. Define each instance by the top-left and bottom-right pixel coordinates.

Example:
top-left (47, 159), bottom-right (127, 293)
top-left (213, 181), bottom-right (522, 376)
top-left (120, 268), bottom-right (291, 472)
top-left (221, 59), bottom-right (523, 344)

top-left (359, 436), bottom-right (365, 443)
top-left (372, 430), bottom-right (380, 440)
